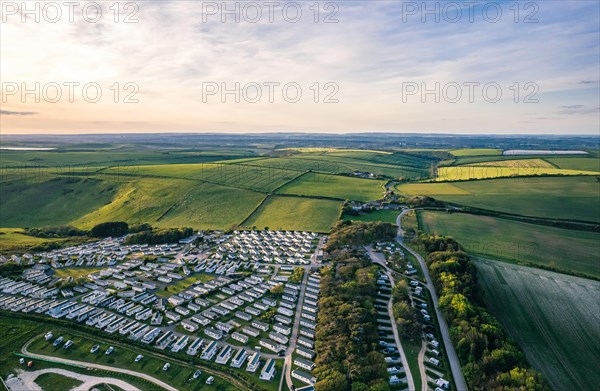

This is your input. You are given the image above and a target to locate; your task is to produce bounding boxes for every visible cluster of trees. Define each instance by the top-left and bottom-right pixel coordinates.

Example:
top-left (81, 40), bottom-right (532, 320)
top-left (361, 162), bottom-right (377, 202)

top-left (24, 225), bottom-right (86, 238)
top-left (288, 267), bottom-right (305, 284)
top-left (415, 234), bottom-right (548, 390)
top-left (90, 221), bottom-right (130, 237)
top-left (17, 221), bottom-right (195, 252)
top-left (125, 227), bottom-right (194, 245)
top-left (0, 262), bottom-right (26, 277)
top-left (405, 195), bottom-right (444, 208)
top-left (391, 280), bottom-right (421, 340)
top-left (30, 242), bottom-right (62, 252)
top-left (326, 221), bottom-right (396, 250)
top-left (23, 222), bottom-right (158, 240)
top-left (128, 223), bottom-right (153, 233)
top-left (342, 205), bottom-right (362, 216)
top-left (314, 249), bottom-right (391, 391)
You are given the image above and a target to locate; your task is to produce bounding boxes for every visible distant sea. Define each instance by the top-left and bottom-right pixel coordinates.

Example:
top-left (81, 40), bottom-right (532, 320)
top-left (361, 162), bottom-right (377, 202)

top-left (0, 147), bottom-right (56, 151)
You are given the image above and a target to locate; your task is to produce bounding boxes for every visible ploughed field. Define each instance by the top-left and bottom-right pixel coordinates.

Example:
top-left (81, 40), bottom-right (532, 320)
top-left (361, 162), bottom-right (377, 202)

top-left (418, 210), bottom-right (600, 278)
top-left (397, 176), bottom-right (600, 223)
top-left (474, 259), bottom-right (600, 391)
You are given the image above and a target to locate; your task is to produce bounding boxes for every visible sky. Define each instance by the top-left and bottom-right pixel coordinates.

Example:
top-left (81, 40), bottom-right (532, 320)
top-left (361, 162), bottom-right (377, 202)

top-left (1, 0), bottom-right (599, 135)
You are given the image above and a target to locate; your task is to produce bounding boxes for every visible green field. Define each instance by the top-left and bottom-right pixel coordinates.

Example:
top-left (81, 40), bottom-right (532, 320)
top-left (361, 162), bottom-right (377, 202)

top-left (157, 273), bottom-right (215, 297)
top-left (0, 228), bottom-right (73, 253)
top-left (341, 209), bottom-right (399, 223)
top-left (69, 178), bottom-right (265, 230)
top-left (129, 163), bottom-right (300, 193)
top-left (397, 176), bottom-right (600, 222)
top-left (277, 173), bottom-right (385, 201)
top-left (475, 259), bottom-right (600, 391)
top-left (91, 384), bottom-right (127, 391)
top-left (54, 267), bottom-right (103, 279)
top-left (0, 148), bottom-right (255, 168)
top-left (448, 148), bottom-right (502, 156)
top-left (0, 147), bottom-right (441, 234)
top-left (0, 313), bottom-right (46, 379)
top-left (419, 211), bottom-right (600, 278)
top-left (0, 177), bottom-right (121, 227)
top-left (243, 195), bottom-right (342, 232)
top-left (34, 372), bottom-right (83, 390)
top-left (242, 152), bottom-right (431, 179)
top-left (152, 183), bottom-right (266, 230)
top-left (544, 157), bottom-right (600, 171)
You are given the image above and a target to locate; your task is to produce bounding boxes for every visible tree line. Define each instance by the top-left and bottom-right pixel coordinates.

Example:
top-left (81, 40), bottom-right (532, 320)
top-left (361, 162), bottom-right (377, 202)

top-left (19, 222), bottom-right (194, 247)
top-left (415, 234), bottom-right (548, 390)
top-left (124, 227), bottom-right (194, 245)
top-left (314, 249), bottom-right (390, 391)
top-left (326, 221), bottom-right (396, 249)
top-left (315, 221), bottom-right (403, 391)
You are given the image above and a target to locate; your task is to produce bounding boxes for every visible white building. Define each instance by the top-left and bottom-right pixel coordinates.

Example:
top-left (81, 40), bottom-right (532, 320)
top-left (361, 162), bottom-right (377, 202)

top-left (231, 348), bottom-right (248, 368)
top-left (260, 359), bottom-right (276, 381)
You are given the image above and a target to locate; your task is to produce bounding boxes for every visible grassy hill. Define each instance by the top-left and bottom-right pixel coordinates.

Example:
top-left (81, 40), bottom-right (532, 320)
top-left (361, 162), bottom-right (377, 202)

top-left (2, 148), bottom-right (425, 232)
top-left (0, 177), bottom-right (120, 227)
top-left (0, 228), bottom-right (77, 253)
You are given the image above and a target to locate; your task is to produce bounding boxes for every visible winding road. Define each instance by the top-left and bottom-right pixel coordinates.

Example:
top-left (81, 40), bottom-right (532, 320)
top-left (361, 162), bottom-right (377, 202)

top-left (21, 337), bottom-right (178, 391)
top-left (396, 209), bottom-right (468, 391)
top-left (7, 368), bottom-right (142, 391)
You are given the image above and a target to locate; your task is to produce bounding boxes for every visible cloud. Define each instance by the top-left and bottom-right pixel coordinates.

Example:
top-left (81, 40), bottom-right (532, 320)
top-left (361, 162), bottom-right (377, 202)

top-left (557, 105), bottom-right (600, 115)
top-left (1, 0), bottom-right (599, 134)
top-left (0, 110), bottom-right (38, 116)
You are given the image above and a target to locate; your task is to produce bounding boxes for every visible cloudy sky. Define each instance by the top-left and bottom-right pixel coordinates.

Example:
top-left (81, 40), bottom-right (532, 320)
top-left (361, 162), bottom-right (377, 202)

top-left (1, 0), bottom-right (599, 134)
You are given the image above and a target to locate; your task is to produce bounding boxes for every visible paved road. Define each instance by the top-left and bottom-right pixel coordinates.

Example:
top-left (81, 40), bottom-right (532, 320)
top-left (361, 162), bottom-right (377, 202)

top-left (7, 368), bottom-right (141, 391)
top-left (417, 341), bottom-right (428, 391)
top-left (282, 239), bottom-right (323, 390)
top-left (21, 337), bottom-right (178, 391)
top-left (396, 209), bottom-right (468, 391)
top-left (367, 248), bottom-right (415, 391)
